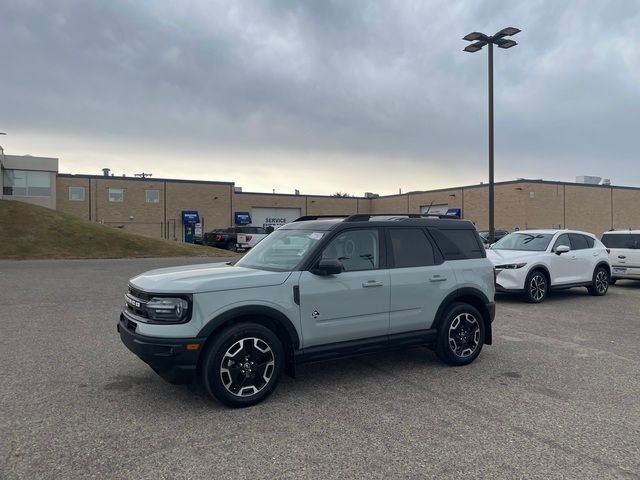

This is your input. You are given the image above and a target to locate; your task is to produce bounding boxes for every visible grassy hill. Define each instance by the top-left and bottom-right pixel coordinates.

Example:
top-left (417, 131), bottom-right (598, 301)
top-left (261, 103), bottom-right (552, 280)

top-left (0, 199), bottom-right (235, 260)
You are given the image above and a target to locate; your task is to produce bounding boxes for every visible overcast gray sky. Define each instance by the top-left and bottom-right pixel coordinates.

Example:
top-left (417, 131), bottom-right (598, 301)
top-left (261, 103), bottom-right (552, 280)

top-left (1, 0), bottom-right (639, 195)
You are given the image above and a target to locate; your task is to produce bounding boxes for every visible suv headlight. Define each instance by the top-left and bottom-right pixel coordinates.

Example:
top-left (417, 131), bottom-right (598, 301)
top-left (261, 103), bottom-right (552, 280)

top-left (146, 297), bottom-right (190, 322)
top-left (495, 263), bottom-right (527, 269)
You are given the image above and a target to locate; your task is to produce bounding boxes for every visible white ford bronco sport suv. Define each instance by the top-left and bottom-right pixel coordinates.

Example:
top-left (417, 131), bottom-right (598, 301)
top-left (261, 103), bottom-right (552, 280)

top-left (118, 214), bottom-right (496, 408)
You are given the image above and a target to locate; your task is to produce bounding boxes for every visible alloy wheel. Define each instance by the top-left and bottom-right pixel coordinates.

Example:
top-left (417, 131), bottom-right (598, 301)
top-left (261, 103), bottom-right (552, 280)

top-left (529, 274), bottom-right (546, 301)
top-left (595, 270), bottom-right (609, 294)
top-left (448, 313), bottom-right (480, 358)
top-left (220, 337), bottom-right (275, 397)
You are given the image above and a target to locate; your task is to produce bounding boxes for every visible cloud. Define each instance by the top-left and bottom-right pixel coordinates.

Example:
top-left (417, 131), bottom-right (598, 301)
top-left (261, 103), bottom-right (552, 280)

top-left (1, 0), bottom-right (639, 194)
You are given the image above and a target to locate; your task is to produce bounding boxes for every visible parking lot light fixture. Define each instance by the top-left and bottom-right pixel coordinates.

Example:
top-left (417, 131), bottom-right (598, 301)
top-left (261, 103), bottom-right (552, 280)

top-left (462, 27), bottom-right (520, 244)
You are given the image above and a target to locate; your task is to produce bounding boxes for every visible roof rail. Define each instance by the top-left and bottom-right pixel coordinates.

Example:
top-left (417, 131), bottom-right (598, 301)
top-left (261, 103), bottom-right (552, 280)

top-left (344, 213), bottom-right (456, 222)
top-left (293, 215), bottom-right (350, 222)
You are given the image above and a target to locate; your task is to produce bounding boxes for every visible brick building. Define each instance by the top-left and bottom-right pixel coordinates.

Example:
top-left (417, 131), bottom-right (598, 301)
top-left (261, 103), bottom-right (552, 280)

top-left (2, 154), bottom-right (639, 241)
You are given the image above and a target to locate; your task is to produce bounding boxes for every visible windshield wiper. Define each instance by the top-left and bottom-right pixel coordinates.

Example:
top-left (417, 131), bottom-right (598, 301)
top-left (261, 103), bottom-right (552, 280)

top-left (521, 234), bottom-right (545, 244)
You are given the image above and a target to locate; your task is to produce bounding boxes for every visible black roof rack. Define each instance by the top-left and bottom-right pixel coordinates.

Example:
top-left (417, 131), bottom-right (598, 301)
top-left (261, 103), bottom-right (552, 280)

top-left (293, 215), bottom-right (350, 222)
top-left (344, 213), bottom-right (457, 222)
top-left (293, 213), bottom-right (462, 224)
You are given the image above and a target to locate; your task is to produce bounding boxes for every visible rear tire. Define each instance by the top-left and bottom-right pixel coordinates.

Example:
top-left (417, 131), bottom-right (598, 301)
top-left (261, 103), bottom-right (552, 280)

top-left (524, 270), bottom-right (548, 303)
top-left (201, 323), bottom-right (284, 408)
top-left (436, 303), bottom-right (485, 366)
top-left (225, 240), bottom-right (236, 252)
top-left (588, 267), bottom-right (609, 296)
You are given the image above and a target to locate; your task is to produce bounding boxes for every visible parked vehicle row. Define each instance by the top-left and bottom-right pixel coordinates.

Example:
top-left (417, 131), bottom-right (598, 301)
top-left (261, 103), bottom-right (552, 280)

top-left (478, 229), bottom-right (509, 244)
top-left (202, 226), bottom-right (269, 251)
top-left (118, 213), bottom-right (638, 408)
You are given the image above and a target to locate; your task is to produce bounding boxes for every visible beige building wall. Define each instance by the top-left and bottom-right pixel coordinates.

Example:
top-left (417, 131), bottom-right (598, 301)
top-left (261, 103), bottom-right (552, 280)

top-left (565, 185), bottom-right (612, 234)
top-left (408, 188), bottom-right (464, 214)
top-left (92, 177), bottom-right (166, 238)
top-left (234, 193), bottom-right (370, 219)
top-left (56, 175), bottom-right (234, 239)
top-left (613, 189), bottom-right (640, 230)
top-left (165, 182), bottom-right (233, 239)
top-left (307, 196), bottom-right (363, 215)
top-left (516, 183), bottom-right (564, 230)
top-left (370, 194), bottom-right (410, 213)
top-left (234, 194), bottom-right (308, 216)
top-left (56, 176), bottom-right (92, 219)
top-left (54, 175), bottom-right (640, 241)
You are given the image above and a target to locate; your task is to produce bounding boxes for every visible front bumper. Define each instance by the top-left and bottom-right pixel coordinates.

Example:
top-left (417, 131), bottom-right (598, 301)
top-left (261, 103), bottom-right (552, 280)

top-left (118, 313), bottom-right (206, 384)
top-left (495, 268), bottom-right (527, 292)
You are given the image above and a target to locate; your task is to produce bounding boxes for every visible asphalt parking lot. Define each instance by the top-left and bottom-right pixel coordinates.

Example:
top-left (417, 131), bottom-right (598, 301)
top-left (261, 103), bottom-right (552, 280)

top-left (1, 258), bottom-right (640, 479)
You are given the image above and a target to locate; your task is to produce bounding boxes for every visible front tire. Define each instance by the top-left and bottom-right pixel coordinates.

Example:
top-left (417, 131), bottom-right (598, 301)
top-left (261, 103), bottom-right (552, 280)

top-left (588, 267), bottom-right (609, 296)
top-left (201, 323), bottom-right (284, 408)
top-left (435, 303), bottom-right (485, 366)
top-left (525, 270), bottom-right (548, 303)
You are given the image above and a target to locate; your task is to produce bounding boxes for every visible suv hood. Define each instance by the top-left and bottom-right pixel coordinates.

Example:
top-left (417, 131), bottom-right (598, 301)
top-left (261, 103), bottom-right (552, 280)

top-left (486, 249), bottom-right (545, 265)
top-left (130, 262), bottom-right (292, 294)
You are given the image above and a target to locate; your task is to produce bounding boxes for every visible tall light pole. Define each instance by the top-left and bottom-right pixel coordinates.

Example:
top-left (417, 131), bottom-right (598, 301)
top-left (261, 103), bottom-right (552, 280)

top-left (463, 27), bottom-right (520, 243)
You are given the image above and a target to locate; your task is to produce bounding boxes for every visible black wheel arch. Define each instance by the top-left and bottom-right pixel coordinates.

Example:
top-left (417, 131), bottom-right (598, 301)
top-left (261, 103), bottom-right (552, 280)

top-left (595, 262), bottom-right (611, 277)
top-left (197, 305), bottom-right (300, 378)
top-left (433, 288), bottom-right (494, 345)
top-left (527, 265), bottom-right (551, 285)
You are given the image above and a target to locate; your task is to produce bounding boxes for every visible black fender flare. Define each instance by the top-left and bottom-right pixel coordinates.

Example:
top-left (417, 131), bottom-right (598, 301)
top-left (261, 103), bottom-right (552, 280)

top-left (595, 262), bottom-right (611, 277)
top-left (433, 287), bottom-right (494, 345)
top-left (197, 305), bottom-right (300, 350)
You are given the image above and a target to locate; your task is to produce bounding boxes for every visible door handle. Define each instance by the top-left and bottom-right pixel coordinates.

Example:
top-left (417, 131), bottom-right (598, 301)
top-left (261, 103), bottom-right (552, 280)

top-left (362, 280), bottom-right (383, 288)
top-left (618, 255), bottom-right (626, 259)
top-left (429, 275), bottom-right (447, 282)
top-left (571, 256), bottom-right (577, 260)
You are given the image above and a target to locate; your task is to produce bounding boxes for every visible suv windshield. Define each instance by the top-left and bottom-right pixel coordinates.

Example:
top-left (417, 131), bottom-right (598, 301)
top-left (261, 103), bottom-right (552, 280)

top-left (492, 232), bottom-right (554, 251)
top-left (235, 229), bottom-right (324, 271)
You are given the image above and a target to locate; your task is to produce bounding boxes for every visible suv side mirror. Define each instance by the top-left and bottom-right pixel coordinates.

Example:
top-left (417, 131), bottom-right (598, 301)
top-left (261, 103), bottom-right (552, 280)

top-left (312, 259), bottom-right (343, 276)
top-left (555, 245), bottom-right (570, 255)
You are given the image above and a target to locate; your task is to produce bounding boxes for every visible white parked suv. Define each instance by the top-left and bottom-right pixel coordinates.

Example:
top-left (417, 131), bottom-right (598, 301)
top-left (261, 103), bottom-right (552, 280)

top-left (601, 230), bottom-right (640, 283)
top-left (118, 214), bottom-right (496, 407)
top-left (486, 229), bottom-right (610, 303)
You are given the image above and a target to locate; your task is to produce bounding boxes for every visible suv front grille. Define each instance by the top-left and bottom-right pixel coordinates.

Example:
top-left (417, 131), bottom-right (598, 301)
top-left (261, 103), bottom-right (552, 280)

top-left (125, 286), bottom-right (150, 319)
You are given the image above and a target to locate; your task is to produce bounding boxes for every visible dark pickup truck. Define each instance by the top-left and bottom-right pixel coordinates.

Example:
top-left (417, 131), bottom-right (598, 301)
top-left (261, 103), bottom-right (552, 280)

top-left (202, 226), bottom-right (268, 251)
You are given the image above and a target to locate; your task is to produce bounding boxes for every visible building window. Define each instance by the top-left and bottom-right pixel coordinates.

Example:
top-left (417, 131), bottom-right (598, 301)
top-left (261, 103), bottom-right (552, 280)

top-left (69, 186), bottom-right (86, 201)
top-left (2, 169), bottom-right (51, 197)
top-left (108, 188), bottom-right (124, 202)
top-left (145, 189), bottom-right (160, 203)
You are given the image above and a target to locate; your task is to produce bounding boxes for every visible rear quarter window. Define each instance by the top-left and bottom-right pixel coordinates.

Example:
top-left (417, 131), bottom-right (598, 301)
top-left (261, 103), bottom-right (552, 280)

top-left (584, 236), bottom-right (595, 248)
top-left (429, 228), bottom-right (485, 260)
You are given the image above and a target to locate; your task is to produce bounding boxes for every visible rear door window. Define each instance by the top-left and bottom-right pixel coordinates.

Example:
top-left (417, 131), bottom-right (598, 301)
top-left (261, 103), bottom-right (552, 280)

top-left (569, 233), bottom-right (589, 250)
top-left (388, 228), bottom-right (437, 268)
